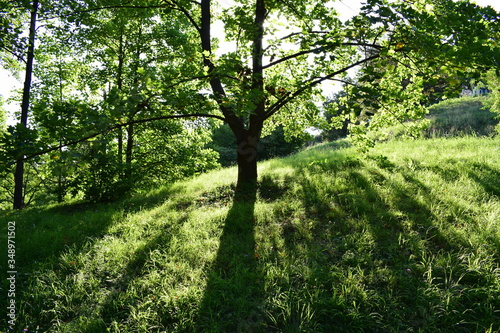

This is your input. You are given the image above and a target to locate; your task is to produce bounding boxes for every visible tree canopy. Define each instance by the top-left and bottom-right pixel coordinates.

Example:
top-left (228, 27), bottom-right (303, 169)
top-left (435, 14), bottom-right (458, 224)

top-left (1, 0), bottom-right (499, 208)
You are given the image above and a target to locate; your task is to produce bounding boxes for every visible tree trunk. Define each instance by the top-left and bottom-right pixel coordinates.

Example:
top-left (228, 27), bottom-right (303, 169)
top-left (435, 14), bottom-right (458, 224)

top-left (235, 126), bottom-right (261, 188)
top-left (117, 30), bottom-right (125, 172)
top-left (13, 160), bottom-right (25, 209)
top-left (125, 123), bottom-right (134, 179)
top-left (57, 143), bottom-right (63, 202)
top-left (200, 0), bottom-right (265, 189)
top-left (118, 128), bottom-right (123, 169)
top-left (234, 0), bottom-right (265, 189)
top-left (13, 0), bottom-right (38, 210)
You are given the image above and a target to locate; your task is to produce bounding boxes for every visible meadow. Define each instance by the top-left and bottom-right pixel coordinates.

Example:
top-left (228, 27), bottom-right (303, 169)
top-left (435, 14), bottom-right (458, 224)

top-left (1, 97), bottom-right (499, 332)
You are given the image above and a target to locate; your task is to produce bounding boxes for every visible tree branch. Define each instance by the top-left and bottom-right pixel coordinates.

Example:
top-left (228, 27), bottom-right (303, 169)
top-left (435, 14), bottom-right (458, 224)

top-left (1, 184), bottom-right (14, 197)
top-left (251, 0), bottom-right (266, 122)
top-left (343, 42), bottom-right (383, 50)
top-left (21, 113), bottom-right (226, 161)
top-left (276, 0), bottom-right (308, 28)
top-left (39, 5), bottom-right (166, 21)
top-left (263, 30), bottom-right (329, 54)
top-left (320, 78), bottom-right (358, 87)
top-left (278, 31), bottom-right (330, 41)
top-left (263, 47), bottom-right (324, 69)
top-left (165, 0), bottom-right (201, 32)
top-left (163, 74), bottom-right (212, 90)
top-left (198, 0), bottom-right (245, 132)
top-left (263, 43), bottom-right (381, 69)
top-left (0, 46), bottom-right (26, 64)
top-left (263, 54), bottom-right (380, 120)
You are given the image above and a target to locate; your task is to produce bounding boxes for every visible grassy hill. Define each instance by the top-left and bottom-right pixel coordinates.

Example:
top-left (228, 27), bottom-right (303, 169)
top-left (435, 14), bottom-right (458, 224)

top-left (1, 133), bottom-right (499, 332)
top-left (370, 96), bottom-right (498, 142)
top-left (424, 96), bottom-right (497, 137)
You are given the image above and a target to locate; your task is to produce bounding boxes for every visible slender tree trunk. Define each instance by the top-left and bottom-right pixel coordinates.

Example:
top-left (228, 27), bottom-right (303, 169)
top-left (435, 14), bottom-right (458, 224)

top-left (57, 142), bottom-right (63, 202)
top-left (13, 0), bottom-right (38, 209)
top-left (57, 51), bottom-right (65, 202)
top-left (118, 128), bottom-right (123, 167)
top-left (117, 31), bottom-right (125, 171)
top-left (57, 174), bottom-right (63, 202)
top-left (125, 123), bottom-right (134, 179)
top-left (124, 23), bottom-right (143, 182)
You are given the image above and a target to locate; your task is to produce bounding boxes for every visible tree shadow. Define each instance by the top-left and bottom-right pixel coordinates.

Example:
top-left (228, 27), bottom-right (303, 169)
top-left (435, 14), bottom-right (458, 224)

top-left (258, 174), bottom-right (291, 202)
top-left (3, 183), bottom-right (184, 264)
top-left (467, 162), bottom-right (500, 198)
top-left (195, 183), bottom-right (265, 332)
top-left (84, 213), bottom-right (191, 332)
top-left (270, 156), bottom-right (474, 331)
top-left (0, 183), bottom-right (185, 332)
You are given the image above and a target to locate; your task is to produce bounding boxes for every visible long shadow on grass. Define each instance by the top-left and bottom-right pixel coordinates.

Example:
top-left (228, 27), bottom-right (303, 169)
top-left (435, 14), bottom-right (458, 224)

top-left (94, 213), bottom-right (189, 331)
top-left (0, 202), bottom-right (129, 332)
top-left (274, 159), bottom-right (468, 331)
top-left (195, 183), bottom-right (265, 332)
top-left (0, 184), bottom-right (184, 332)
top-left (467, 162), bottom-right (500, 198)
top-left (1, 184), bottom-right (184, 268)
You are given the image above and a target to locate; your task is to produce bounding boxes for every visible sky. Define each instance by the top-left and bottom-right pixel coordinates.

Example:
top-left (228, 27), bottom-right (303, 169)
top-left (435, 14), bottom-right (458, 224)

top-left (1, 0), bottom-right (499, 122)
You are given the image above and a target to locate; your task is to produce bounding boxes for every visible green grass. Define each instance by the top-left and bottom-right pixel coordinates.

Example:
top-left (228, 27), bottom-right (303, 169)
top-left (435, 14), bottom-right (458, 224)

top-left (370, 96), bottom-right (498, 141)
top-left (425, 96), bottom-right (498, 137)
top-left (1, 136), bottom-right (499, 332)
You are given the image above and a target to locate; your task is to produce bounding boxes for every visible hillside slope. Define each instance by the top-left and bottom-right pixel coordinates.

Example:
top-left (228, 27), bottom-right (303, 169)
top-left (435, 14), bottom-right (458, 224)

top-left (1, 136), bottom-right (499, 332)
top-left (370, 96), bottom-right (498, 141)
top-left (425, 96), bottom-right (498, 137)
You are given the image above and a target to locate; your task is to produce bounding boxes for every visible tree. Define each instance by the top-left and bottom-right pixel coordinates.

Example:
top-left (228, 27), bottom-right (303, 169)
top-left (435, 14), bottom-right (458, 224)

top-left (3, 0), bottom-right (499, 205)
top-left (485, 70), bottom-right (500, 134)
top-left (338, 0), bottom-right (500, 146)
top-left (322, 90), bottom-right (350, 142)
top-left (12, 0), bottom-right (39, 209)
top-left (0, 97), bottom-right (6, 129)
top-left (159, 0), bottom-right (499, 188)
top-left (14, 0), bottom-right (221, 203)
top-left (0, 98), bottom-right (9, 209)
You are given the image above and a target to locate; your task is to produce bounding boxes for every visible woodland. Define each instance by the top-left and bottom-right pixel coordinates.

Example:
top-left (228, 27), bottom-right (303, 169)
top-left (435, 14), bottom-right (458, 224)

top-left (0, 0), bottom-right (498, 209)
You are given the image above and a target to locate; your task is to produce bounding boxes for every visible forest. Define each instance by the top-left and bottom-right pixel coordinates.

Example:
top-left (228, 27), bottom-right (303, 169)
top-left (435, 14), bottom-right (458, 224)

top-left (0, 0), bottom-right (500, 332)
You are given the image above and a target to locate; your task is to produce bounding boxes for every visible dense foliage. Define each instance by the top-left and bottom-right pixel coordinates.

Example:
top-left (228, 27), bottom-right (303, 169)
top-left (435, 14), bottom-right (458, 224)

top-left (485, 70), bottom-right (500, 134)
top-left (0, 0), bottom-right (499, 207)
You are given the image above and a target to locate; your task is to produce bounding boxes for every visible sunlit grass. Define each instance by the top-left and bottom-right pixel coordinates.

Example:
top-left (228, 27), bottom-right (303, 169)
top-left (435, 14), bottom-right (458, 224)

top-left (425, 96), bottom-right (497, 137)
top-left (370, 96), bottom-right (498, 141)
top-left (1, 136), bottom-right (499, 332)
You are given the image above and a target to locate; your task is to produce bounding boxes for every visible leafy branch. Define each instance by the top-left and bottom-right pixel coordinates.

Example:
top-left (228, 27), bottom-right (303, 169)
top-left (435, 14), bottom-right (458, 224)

top-left (163, 0), bottom-right (201, 32)
top-left (38, 4), bottom-right (166, 21)
top-left (0, 45), bottom-right (26, 64)
top-left (263, 54), bottom-right (381, 120)
top-left (263, 42), bottom-right (382, 69)
top-left (19, 113), bottom-right (225, 162)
